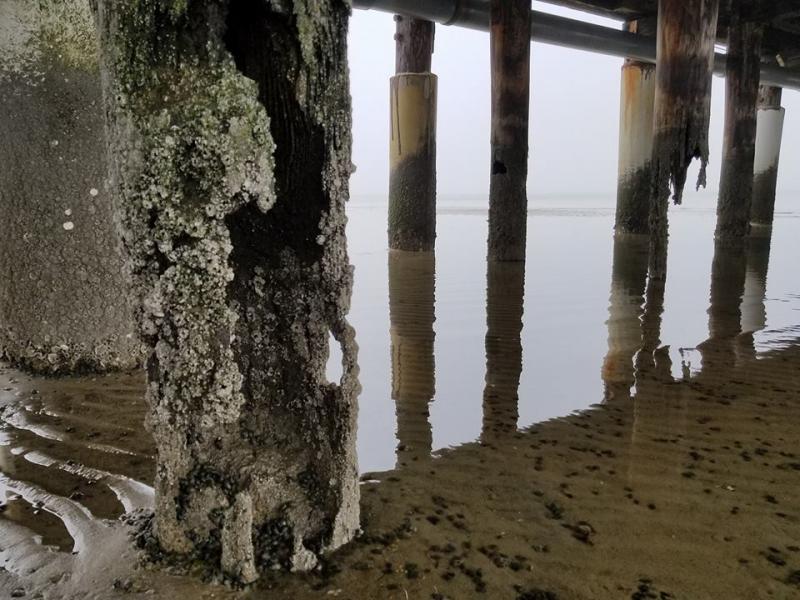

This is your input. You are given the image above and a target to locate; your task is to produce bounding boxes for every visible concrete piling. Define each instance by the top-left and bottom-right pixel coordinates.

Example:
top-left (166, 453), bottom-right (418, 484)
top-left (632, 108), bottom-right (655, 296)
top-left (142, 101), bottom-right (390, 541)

top-left (750, 86), bottom-right (785, 233)
top-left (487, 0), bottom-right (532, 262)
top-left (649, 0), bottom-right (720, 280)
top-left (389, 17), bottom-right (437, 251)
top-left (615, 20), bottom-right (656, 236)
top-left (715, 11), bottom-right (763, 242)
top-left (0, 0), bottom-right (141, 374)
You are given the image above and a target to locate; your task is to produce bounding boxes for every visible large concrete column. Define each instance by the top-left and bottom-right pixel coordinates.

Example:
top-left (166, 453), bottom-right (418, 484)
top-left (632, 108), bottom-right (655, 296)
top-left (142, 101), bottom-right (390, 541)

top-left (615, 20), bottom-right (656, 236)
top-left (750, 86), bottom-right (785, 233)
top-left (95, 0), bottom-right (359, 582)
top-left (487, 0), bottom-right (532, 262)
top-left (389, 17), bottom-right (437, 251)
top-left (389, 250), bottom-right (436, 466)
top-left (649, 0), bottom-right (720, 280)
top-left (0, 0), bottom-right (141, 374)
top-left (481, 261), bottom-right (525, 441)
top-left (602, 235), bottom-right (649, 401)
top-left (715, 11), bottom-right (763, 242)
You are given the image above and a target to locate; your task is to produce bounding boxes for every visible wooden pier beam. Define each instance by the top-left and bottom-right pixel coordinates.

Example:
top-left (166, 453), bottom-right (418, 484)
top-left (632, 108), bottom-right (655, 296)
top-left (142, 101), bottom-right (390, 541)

top-left (389, 17), bottom-right (437, 251)
top-left (648, 0), bottom-right (720, 280)
top-left (615, 19), bottom-right (656, 236)
top-left (487, 0), bottom-right (532, 262)
top-left (715, 12), bottom-right (763, 242)
top-left (750, 86), bottom-right (785, 234)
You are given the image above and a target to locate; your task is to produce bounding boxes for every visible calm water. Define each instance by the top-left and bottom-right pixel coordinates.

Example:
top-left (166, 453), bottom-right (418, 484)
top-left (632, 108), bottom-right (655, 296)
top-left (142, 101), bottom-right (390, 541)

top-left (2, 192), bottom-right (800, 599)
top-left (346, 192), bottom-right (800, 472)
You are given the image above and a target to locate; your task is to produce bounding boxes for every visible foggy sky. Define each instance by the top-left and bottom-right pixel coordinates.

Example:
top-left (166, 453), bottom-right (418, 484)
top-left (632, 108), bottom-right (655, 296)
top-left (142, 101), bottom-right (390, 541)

top-left (348, 2), bottom-right (800, 199)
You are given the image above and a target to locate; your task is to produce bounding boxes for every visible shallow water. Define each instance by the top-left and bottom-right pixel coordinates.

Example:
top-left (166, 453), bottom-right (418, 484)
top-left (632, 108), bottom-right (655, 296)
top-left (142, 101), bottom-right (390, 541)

top-left (1, 193), bottom-right (800, 599)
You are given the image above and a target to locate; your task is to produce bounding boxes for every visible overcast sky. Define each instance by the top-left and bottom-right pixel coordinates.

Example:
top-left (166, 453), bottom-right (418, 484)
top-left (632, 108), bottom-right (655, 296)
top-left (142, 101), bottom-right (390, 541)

top-left (347, 2), bottom-right (800, 199)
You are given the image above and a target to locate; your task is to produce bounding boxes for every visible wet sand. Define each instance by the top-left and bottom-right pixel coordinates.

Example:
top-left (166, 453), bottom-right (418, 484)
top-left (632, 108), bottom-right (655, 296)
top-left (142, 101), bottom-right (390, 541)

top-left (1, 195), bottom-right (799, 599)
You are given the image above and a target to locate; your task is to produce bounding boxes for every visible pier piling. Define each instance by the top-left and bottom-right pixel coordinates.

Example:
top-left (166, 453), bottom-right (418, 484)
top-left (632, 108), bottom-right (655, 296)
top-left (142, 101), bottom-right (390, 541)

top-left (389, 17), bottom-right (438, 251)
top-left (716, 11), bottom-right (763, 242)
top-left (750, 86), bottom-right (785, 234)
top-left (649, 0), bottom-right (720, 280)
top-left (615, 19), bottom-right (656, 236)
top-left (487, 0), bottom-right (532, 262)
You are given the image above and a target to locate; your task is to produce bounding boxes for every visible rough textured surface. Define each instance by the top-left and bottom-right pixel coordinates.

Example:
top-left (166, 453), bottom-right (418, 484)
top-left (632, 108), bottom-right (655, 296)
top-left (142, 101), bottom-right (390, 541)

top-left (715, 10), bottom-right (763, 243)
top-left (94, 0), bottom-right (359, 582)
top-left (648, 0), bottom-right (719, 280)
top-left (616, 20), bottom-right (656, 235)
top-left (0, 0), bottom-right (142, 374)
top-left (394, 15), bottom-right (434, 74)
top-left (388, 74), bottom-right (438, 252)
top-left (488, 0), bottom-right (531, 263)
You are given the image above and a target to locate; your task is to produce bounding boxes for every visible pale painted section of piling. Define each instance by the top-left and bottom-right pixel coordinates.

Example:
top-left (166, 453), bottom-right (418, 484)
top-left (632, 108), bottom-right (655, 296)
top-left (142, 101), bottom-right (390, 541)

top-left (616, 60), bottom-right (656, 235)
top-left (388, 73), bottom-right (438, 251)
top-left (750, 106), bottom-right (785, 233)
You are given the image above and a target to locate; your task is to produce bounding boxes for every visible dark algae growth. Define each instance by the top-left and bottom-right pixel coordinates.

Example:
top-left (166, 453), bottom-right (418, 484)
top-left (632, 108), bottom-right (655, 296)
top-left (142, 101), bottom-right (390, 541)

top-left (94, 0), bottom-right (359, 582)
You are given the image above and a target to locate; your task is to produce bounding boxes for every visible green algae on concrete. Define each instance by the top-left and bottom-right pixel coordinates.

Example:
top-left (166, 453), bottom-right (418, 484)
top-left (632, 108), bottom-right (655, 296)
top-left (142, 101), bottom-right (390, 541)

top-left (94, 0), bottom-right (360, 583)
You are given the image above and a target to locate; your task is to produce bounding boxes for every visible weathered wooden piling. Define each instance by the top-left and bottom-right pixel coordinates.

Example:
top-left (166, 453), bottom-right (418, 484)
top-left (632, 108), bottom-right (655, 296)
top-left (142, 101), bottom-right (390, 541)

top-left (649, 0), bottom-right (720, 280)
top-left (389, 250), bottom-right (436, 465)
top-left (481, 261), bottom-right (525, 441)
top-left (615, 20), bottom-right (656, 236)
top-left (487, 0), bottom-right (532, 262)
top-left (715, 12), bottom-right (763, 242)
top-left (0, 0), bottom-right (140, 374)
top-left (750, 86), bottom-right (785, 233)
top-left (389, 17), bottom-right (437, 251)
top-left (95, 0), bottom-right (359, 581)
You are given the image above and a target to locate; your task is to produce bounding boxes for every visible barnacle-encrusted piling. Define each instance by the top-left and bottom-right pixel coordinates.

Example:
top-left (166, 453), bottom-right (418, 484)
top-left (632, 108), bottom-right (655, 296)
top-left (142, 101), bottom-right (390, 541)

top-left (615, 19), bottom-right (656, 236)
top-left (0, 0), bottom-right (140, 373)
top-left (488, 0), bottom-right (532, 262)
top-left (94, 0), bottom-right (359, 582)
top-left (715, 10), bottom-right (763, 242)
top-left (750, 86), bottom-right (785, 234)
top-left (648, 0), bottom-right (720, 280)
top-left (389, 17), bottom-right (437, 251)
top-left (389, 250), bottom-right (436, 465)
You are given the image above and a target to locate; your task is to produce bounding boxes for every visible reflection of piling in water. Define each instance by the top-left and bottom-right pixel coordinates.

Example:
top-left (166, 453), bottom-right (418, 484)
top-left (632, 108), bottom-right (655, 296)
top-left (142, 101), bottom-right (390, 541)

top-left (741, 236), bottom-right (772, 335)
top-left (699, 241), bottom-right (748, 375)
top-left (602, 235), bottom-right (649, 402)
top-left (481, 261), bottom-right (525, 441)
top-left (389, 250), bottom-right (436, 465)
top-left (636, 274), bottom-right (672, 382)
